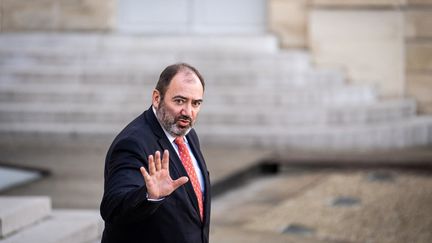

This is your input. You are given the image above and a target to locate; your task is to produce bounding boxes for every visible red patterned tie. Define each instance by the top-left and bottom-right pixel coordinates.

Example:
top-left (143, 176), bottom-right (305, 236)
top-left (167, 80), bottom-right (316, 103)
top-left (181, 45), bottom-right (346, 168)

top-left (174, 137), bottom-right (204, 221)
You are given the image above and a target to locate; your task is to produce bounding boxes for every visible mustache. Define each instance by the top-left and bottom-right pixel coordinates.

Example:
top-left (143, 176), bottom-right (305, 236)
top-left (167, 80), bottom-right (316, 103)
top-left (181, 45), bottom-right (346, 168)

top-left (177, 115), bottom-right (192, 122)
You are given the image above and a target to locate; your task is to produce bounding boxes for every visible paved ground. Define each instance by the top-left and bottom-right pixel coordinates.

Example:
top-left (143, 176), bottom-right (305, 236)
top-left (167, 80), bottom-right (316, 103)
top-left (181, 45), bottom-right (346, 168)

top-left (0, 138), bottom-right (431, 242)
top-left (214, 169), bottom-right (432, 243)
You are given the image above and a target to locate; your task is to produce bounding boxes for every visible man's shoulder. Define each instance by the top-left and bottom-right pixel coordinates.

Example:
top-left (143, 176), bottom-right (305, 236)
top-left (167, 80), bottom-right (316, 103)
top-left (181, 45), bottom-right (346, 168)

top-left (106, 111), bottom-right (158, 155)
top-left (113, 111), bottom-right (154, 142)
top-left (186, 128), bottom-right (201, 146)
top-left (187, 128), bottom-right (198, 139)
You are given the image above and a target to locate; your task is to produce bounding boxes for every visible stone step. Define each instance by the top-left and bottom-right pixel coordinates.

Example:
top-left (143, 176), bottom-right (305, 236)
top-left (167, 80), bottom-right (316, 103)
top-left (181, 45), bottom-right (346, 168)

top-left (0, 51), bottom-right (311, 71)
top-left (0, 33), bottom-right (279, 54)
top-left (1, 33), bottom-right (430, 150)
top-left (0, 66), bottom-right (343, 87)
top-left (0, 196), bottom-right (51, 238)
top-left (0, 99), bottom-right (416, 125)
top-left (206, 85), bottom-right (376, 105)
top-left (0, 83), bottom-right (375, 105)
top-left (195, 116), bottom-right (432, 149)
top-left (0, 209), bottom-right (103, 243)
top-left (0, 122), bottom-right (122, 139)
top-left (200, 99), bottom-right (416, 125)
top-left (0, 116), bottom-right (431, 149)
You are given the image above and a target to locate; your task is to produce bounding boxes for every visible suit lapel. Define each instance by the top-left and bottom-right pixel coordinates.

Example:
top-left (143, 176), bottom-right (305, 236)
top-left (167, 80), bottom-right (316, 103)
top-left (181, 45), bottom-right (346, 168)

top-left (186, 133), bottom-right (209, 185)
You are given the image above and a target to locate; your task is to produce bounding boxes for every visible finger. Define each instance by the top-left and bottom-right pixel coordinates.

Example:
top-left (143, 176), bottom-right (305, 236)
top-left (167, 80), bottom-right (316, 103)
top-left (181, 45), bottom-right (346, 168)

top-left (161, 150), bottom-right (169, 170)
top-left (148, 154), bottom-right (155, 175)
top-left (140, 166), bottom-right (151, 183)
top-left (141, 167), bottom-right (157, 198)
top-left (155, 150), bottom-right (162, 171)
top-left (172, 176), bottom-right (189, 190)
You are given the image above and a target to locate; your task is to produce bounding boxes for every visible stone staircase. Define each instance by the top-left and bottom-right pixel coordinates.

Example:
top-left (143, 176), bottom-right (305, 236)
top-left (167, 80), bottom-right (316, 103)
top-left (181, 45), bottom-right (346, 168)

top-left (0, 196), bottom-right (102, 243)
top-left (0, 33), bottom-right (431, 149)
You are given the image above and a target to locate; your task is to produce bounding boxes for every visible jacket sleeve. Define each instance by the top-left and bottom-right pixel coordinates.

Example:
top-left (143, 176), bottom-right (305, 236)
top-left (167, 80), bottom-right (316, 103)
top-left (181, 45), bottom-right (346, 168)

top-left (100, 137), bottom-right (163, 225)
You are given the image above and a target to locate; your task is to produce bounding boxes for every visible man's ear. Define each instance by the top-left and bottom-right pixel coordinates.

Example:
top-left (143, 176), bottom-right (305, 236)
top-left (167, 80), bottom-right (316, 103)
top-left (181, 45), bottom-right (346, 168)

top-left (152, 89), bottom-right (161, 109)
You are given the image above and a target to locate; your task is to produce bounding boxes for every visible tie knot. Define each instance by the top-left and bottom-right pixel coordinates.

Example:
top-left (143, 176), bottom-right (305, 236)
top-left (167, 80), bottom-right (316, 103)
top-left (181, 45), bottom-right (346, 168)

top-left (174, 137), bottom-right (185, 146)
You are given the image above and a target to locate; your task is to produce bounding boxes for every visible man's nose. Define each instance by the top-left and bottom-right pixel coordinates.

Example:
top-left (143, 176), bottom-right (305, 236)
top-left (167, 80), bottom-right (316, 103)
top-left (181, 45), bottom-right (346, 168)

top-left (181, 103), bottom-right (193, 117)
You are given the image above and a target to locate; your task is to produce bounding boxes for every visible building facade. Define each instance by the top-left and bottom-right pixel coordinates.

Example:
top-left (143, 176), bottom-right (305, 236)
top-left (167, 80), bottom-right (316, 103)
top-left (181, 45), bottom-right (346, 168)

top-left (1, 0), bottom-right (431, 113)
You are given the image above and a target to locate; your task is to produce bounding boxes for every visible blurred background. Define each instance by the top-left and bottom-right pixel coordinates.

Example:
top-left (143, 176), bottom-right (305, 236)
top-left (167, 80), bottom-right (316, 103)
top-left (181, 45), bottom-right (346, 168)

top-left (0, 0), bottom-right (431, 242)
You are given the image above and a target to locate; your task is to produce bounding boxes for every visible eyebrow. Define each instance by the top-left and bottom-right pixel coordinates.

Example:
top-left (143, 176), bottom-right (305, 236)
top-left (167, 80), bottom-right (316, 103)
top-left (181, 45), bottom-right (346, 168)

top-left (172, 95), bottom-right (187, 100)
top-left (172, 95), bottom-right (203, 103)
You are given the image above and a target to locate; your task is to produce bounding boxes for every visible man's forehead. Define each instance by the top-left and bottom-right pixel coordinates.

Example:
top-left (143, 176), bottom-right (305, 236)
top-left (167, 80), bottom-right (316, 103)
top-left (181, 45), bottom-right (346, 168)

top-left (168, 71), bottom-right (202, 89)
top-left (177, 70), bottom-right (200, 82)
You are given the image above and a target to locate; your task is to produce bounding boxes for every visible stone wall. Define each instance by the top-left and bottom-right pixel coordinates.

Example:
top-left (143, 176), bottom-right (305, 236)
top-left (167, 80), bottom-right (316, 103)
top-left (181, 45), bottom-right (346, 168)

top-left (0, 0), bottom-right (116, 31)
top-left (268, 0), bottom-right (432, 114)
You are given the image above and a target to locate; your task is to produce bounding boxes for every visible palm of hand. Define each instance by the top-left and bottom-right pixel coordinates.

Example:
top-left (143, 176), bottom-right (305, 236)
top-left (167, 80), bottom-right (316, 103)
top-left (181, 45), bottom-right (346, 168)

top-left (140, 150), bottom-right (188, 200)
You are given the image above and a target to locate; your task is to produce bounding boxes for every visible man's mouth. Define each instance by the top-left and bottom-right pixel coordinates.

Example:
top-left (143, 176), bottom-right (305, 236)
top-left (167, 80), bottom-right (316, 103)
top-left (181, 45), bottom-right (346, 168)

top-left (177, 116), bottom-right (192, 127)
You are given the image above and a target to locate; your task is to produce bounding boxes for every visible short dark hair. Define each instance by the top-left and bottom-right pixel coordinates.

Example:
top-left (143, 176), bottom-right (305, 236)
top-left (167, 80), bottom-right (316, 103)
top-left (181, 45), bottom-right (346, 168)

top-left (155, 63), bottom-right (205, 100)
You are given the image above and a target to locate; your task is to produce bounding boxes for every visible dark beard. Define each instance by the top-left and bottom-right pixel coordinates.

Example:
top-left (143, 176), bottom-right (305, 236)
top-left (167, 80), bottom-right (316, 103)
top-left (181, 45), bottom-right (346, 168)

top-left (156, 102), bottom-right (193, 137)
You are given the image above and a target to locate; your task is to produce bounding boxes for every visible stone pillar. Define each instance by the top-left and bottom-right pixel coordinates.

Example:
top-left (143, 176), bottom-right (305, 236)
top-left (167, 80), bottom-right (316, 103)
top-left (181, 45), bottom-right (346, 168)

top-left (0, 0), bottom-right (116, 31)
top-left (268, 0), bottom-right (432, 114)
top-left (309, 7), bottom-right (405, 98)
top-left (405, 0), bottom-right (432, 114)
top-left (268, 0), bottom-right (309, 48)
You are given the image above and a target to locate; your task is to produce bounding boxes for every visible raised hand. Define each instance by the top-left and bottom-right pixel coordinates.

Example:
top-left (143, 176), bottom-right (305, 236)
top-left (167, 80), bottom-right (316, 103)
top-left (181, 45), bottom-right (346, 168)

top-left (140, 150), bottom-right (188, 200)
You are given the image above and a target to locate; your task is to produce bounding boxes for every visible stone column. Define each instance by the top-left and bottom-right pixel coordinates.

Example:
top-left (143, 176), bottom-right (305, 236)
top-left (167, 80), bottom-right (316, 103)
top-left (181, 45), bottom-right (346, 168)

top-left (268, 0), bottom-right (432, 114)
top-left (405, 0), bottom-right (432, 114)
top-left (308, 5), bottom-right (405, 98)
top-left (268, 0), bottom-right (309, 48)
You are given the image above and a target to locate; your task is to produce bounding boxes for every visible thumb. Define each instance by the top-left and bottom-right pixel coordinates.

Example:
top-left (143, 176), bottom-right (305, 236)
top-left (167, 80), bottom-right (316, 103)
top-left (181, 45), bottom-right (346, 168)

top-left (172, 176), bottom-right (189, 190)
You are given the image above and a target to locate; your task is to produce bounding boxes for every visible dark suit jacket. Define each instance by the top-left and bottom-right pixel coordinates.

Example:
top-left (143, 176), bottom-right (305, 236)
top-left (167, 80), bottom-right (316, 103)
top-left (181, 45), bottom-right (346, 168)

top-left (100, 106), bottom-right (211, 243)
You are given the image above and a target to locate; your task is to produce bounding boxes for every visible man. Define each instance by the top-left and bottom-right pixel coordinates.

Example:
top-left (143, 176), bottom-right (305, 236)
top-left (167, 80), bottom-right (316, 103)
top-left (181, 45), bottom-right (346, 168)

top-left (100, 63), bottom-right (211, 243)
